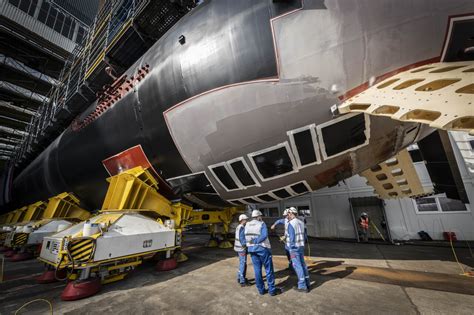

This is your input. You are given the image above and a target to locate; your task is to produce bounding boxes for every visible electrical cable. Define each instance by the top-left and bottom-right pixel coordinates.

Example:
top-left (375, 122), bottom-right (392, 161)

top-left (54, 254), bottom-right (69, 281)
top-left (307, 236), bottom-right (311, 258)
top-left (0, 256), bottom-right (4, 283)
top-left (14, 299), bottom-right (53, 315)
top-left (54, 236), bottom-right (98, 282)
top-left (436, 220), bottom-right (473, 277)
top-left (449, 236), bottom-right (474, 278)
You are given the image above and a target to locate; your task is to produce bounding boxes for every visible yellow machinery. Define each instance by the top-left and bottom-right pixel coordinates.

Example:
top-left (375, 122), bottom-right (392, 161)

top-left (3, 193), bottom-right (90, 261)
top-left (0, 207), bottom-right (27, 248)
top-left (0, 211), bottom-right (14, 247)
top-left (43, 192), bottom-right (90, 221)
top-left (0, 212), bottom-right (11, 224)
top-left (188, 208), bottom-right (240, 248)
top-left (2, 202), bottom-right (47, 256)
top-left (9, 206), bottom-right (28, 224)
top-left (21, 201), bottom-right (47, 222)
top-left (37, 166), bottom-right (241, 300)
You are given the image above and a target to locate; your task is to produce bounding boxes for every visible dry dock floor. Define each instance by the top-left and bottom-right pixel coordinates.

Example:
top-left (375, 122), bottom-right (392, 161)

top-left (1, 235), bottom-right (474, 314)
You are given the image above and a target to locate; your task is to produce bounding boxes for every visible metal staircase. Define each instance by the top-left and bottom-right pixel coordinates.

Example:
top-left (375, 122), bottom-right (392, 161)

top-left (13, 0), bottom-right (196, 171)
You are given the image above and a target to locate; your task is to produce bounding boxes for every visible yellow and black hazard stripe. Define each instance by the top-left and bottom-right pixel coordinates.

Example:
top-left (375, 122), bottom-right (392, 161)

top-left (12, 233), bottom-right (28, 246)
top-left (0, 232), bottom-right (7, 242)
top-left (67, 238), bottom-right (95, 263)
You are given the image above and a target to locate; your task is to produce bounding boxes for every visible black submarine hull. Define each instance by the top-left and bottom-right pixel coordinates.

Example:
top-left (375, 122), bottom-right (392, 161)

top-left (11, 0), bottom-right (473, 210)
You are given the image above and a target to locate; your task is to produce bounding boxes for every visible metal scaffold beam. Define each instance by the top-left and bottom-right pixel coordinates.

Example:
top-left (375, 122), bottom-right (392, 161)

top-left (10, 0), bottom-right (197, 172)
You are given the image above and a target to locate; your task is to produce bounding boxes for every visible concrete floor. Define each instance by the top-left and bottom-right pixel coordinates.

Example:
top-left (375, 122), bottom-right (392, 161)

top-left (1, 235), bottom-right (473, 314)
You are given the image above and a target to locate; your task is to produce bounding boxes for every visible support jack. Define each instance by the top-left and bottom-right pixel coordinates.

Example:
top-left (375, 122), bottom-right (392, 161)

top-left (156, 257), bottom-right (178, 271)
top-left (61, 278), bottom-right (102, 301)
top-left (37, 266), bottom-right (68, 284)
top-left (10, 251), bottom-right (33, 262)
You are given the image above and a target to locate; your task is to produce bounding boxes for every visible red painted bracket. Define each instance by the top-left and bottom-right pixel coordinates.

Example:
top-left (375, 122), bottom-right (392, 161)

top-left (72, 64), bottom-right (150, 131)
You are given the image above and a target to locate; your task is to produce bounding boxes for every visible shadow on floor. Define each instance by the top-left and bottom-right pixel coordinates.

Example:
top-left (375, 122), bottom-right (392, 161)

top-left (266, 236), bottom-right (474, 269)
top-left (246, 259), bottom-right (356, 292)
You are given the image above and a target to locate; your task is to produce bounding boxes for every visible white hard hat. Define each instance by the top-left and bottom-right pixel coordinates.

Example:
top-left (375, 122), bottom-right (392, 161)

top-left (283, 209), bottom-right (288, 216)
top-left (239, 214), bottom-right (249, 221)
top-left (288, 207), bottom-right (298, 214)
top-left (361, 212), bottom-right (368, 216)
top-left (251, 210), bottom-right (263, 218)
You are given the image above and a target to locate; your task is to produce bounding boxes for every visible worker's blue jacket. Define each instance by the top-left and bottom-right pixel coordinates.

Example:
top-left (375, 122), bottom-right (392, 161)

top-left (273, 217), bottom-right (289, 250)
top-left (273, 218), bottom-right (287, 226)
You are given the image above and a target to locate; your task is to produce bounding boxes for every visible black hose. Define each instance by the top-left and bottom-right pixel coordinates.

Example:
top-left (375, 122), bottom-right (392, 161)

top-left (54, 237), bottom-right (97, 281)
top-left (54, 253), bottom-right (69, 281)
top-left (66, 237), bottom-right (97, 279)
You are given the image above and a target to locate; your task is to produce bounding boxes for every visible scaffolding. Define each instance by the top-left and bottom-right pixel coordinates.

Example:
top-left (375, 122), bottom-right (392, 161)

top-left (13, 0), bottom-right (196, 168)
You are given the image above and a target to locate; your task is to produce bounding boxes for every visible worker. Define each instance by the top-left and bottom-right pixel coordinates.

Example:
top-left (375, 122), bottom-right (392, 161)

top-left (234, 214), bottom-right (250, 287)
top-left (270, 208), bottom-right (292, 271)
top-left (245, 210), bottom-right (282, 296)
top-left (270, 208), bottom-right (288, 231)
top-left (286, 207), bottom-right (310, 293)
top-left (358, 212), bottom-right (370, 242)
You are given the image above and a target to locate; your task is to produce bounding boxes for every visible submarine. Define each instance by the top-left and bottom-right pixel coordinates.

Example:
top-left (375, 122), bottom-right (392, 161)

top-left (9, 0), bottom-right (474, 210)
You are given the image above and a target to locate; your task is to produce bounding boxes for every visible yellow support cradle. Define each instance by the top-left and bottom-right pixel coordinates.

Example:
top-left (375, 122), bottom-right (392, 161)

top-left (2, 193), bottom-right (90, 251)
top-left (43, 192), bottom-right (90, 221)
top-left (23, 201), bottom-right (48, 222)
top-left (10, 207), bottom-right (28, 224)
top-left (101, 166), bottom-right (242, 250)
top-left (101, 166), bottom-right (193, 230)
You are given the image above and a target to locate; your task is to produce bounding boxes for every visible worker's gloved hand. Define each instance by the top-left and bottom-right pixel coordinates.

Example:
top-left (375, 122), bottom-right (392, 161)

top-left (270, 225), bottom-right (275, 230)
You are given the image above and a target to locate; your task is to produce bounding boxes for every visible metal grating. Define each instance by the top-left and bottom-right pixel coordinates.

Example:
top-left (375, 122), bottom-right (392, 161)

top-left (339, 61), bottom-right (474, 135)
top-left (361, 149), bottom-right (431, 199)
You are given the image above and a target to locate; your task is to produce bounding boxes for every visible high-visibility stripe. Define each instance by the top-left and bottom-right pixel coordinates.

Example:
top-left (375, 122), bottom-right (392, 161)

top-left (70, 240), bottom-right (90, 251)
top-left (73, 249), bottom-right (93, 260)
top-left (13, 233), bottom-right (28, 246)
top-left (69, 239), bottom-right (94, 262)
top-left (71, 243), bottom-right (93, 256)
top-left (286, 218), bottom-right (305, 248)
top-left (234, 224), bottom-right (245, 252)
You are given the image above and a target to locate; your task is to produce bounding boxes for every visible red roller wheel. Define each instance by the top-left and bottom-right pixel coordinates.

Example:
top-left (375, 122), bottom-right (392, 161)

top-left (156, 257), bottom-right (178, 271)
top-left (10, 252), bottom-right (33, 262)
top-left (61, 278), bottom-right (102, 301)
top-left (4, 250), bottom-right (16, 257)
top-left (36, 269), bottom-right (67, 284)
